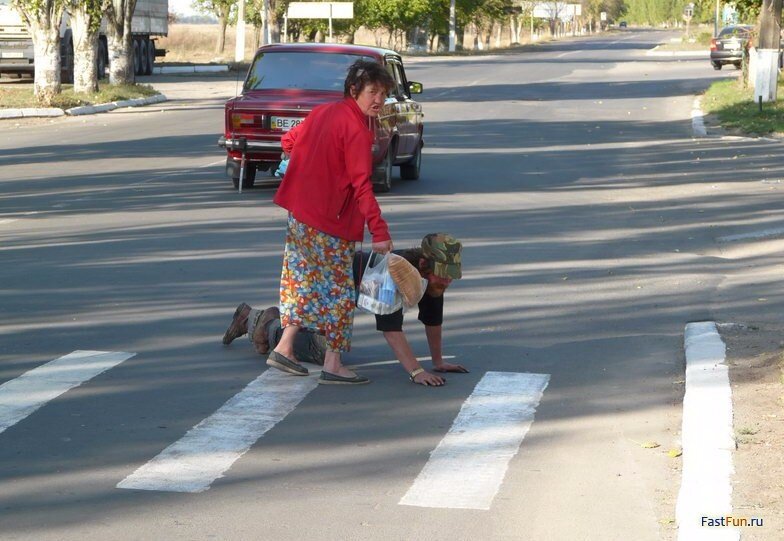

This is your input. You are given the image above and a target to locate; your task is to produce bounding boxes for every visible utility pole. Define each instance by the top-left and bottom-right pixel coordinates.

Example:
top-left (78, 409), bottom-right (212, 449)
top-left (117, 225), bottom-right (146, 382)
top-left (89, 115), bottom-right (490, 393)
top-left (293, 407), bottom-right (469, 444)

top-left (448, 0), bottom-right (456, 52)
top-left (263, 0), bottom-right (271, 45)
top-left (235, 0), bottom-right (246, 62)
top-left (714, 0), bottom-right (720, 36)
top-left (755, 0), bottom-right (783, 102)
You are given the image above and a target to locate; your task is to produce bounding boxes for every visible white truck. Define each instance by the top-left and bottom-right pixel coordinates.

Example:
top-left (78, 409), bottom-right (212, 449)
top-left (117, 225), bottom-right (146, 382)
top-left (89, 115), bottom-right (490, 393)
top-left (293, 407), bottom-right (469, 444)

top-left (0, 0), bottom-right (168, 81)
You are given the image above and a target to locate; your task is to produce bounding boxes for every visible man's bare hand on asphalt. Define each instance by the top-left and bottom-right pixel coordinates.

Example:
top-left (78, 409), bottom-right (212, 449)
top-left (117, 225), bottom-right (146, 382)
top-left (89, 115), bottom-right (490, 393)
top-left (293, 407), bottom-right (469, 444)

top-left (433, 362), bottom-right (469, 373)
top-left (413, 371), bottom-right (446, 386)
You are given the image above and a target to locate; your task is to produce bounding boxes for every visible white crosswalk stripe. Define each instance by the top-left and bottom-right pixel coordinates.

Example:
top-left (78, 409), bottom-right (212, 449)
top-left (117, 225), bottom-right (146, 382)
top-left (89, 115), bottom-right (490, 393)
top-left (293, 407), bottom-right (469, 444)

top-left (0, 350), bottom-right (135, 435)
top-left (399, 371), bottom-right (550, 510)
top-left (117, 368), bottom-right (319, 493)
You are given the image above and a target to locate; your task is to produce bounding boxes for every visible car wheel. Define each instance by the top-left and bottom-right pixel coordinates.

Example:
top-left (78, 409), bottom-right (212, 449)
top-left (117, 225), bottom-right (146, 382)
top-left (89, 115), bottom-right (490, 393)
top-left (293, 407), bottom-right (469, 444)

top-left (400, 142), bottom-right (421, 181)
top-left (232, 164), bottom-right (256, 190)
top-left (733, 62), bottom-right (742, 70)
top-left (712, 62), bottom-right (722, 70)
top-left (373, 149), bottom-right (393, 193)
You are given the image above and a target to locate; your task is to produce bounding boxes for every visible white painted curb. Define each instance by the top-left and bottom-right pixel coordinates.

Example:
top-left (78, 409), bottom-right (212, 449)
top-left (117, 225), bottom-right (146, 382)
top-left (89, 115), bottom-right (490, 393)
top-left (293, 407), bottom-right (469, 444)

top-left (153, 64), bottom-right (229, 74)
top-left (0, 94), bottom-right (167, 119)
top-left (647, 45), bottom-right (709, 57)
top-left (0, 107), bottom-right (64, 119)
top-left (65, 93), bottom-right (167, 116)
top-left (692, 96), bottom-right (707, 137)
top-left (676, 322), bottom-right (739, 541)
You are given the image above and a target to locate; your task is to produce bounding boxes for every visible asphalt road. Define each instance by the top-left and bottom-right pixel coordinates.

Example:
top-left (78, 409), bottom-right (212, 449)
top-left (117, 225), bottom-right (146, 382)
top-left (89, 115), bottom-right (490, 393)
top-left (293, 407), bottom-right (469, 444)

top-left (2, 30), bottom-right (783, 540)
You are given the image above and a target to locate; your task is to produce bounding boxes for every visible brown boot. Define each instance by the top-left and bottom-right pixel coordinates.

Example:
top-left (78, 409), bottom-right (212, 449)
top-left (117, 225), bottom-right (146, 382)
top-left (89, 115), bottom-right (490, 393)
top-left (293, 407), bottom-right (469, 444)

top-left (252, 306), bottom-right (280, 354)
top-left (222, 303), bottom-right (251, 345)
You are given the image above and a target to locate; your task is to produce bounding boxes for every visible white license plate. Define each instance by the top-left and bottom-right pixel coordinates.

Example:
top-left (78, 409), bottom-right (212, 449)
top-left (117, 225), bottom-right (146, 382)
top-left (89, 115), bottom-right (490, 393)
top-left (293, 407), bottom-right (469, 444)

top-left (271, 116), bottom-right (304, 131)
top-left (1, 52), bottom-right (24, 59)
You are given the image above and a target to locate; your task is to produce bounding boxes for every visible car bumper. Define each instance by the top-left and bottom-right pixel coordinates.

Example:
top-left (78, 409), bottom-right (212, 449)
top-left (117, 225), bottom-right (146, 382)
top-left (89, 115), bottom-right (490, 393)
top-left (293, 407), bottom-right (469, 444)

top-left (710, 51), bottom-right (743, 63)
top-left (217, 135), bottom-right (282, 152)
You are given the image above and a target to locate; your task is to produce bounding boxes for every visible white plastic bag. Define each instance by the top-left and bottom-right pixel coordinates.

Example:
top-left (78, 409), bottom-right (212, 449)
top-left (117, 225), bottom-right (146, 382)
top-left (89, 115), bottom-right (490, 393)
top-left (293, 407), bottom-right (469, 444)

top-left (356, 253), bottom-right (403, 315)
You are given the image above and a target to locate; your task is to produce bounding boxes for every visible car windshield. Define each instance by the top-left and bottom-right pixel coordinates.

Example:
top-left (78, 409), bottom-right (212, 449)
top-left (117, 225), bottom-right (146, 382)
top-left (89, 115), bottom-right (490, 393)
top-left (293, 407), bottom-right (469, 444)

top-left (719, 27), bottom-right (751, 38)
top-left (244, 51), bottom-right (376, 91)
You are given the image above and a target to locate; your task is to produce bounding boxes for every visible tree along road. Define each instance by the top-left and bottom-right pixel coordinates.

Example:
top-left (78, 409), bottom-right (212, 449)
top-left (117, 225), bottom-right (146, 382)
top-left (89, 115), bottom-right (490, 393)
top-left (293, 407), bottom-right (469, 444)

top-left (1, 30), bottom-right (782, 540)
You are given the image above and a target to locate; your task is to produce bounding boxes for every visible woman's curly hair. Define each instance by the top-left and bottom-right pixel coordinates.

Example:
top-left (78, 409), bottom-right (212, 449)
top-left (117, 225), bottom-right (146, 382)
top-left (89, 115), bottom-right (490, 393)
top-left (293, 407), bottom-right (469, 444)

top-left (344, 59), bottom-right (394, 98)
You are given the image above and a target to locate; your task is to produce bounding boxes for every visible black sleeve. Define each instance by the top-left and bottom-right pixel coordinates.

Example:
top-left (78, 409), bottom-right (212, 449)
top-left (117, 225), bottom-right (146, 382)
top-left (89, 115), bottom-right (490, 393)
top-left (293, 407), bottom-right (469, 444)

top-left (417, 293), bottom-right (444, 327)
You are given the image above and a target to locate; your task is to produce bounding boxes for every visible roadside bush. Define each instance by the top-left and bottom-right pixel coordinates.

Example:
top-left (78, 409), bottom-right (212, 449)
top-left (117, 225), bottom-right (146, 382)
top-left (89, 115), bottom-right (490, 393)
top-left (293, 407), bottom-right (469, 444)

top-left (696, 31), bottom-right (713, 45)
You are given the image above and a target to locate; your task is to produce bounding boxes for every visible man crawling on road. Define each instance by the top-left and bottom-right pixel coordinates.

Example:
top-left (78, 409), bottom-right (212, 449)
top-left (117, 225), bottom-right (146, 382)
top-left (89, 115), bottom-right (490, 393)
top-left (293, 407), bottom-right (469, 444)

top-left (222, 233), bottom-right (468, 386)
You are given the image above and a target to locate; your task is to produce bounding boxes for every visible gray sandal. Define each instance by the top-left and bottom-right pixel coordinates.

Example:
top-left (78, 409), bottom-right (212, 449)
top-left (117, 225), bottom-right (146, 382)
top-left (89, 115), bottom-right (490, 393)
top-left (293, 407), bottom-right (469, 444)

top-left (266, 350), bottom-right (308, 376)
top-left (318, 371), bottom-right (370, 385)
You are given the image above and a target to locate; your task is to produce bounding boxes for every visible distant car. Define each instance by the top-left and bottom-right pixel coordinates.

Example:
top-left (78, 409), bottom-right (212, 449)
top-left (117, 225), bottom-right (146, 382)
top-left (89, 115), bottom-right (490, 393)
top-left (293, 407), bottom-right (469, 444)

top-left (710, 25), bottom-right (753, 70)
top-left (619, 21), bottom-right (627, 28)
top-left (218, 43), bottom-right (424, 193)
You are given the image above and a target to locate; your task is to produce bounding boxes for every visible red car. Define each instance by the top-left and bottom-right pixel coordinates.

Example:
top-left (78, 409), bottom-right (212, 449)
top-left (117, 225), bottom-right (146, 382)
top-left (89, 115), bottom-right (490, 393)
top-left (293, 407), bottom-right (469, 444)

top-left (218, 42), bottom-right (424, 192)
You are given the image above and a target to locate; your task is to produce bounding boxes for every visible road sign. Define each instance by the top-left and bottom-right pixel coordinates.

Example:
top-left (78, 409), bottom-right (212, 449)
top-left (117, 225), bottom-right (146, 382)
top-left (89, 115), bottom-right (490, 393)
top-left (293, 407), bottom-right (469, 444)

top-left (287, 2), bottom-right (353, 19)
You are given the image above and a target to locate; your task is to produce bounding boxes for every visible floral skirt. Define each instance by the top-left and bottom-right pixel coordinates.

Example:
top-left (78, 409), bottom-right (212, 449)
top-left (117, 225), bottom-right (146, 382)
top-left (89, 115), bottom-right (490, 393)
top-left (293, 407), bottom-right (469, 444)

top-left (279, 214), bottom-right (356, 352)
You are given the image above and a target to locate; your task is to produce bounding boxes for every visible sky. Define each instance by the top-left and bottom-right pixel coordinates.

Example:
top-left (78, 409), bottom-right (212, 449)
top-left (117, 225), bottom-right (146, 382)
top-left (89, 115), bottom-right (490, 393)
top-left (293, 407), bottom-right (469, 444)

top-left (168, 0), bottom-right (199, 17)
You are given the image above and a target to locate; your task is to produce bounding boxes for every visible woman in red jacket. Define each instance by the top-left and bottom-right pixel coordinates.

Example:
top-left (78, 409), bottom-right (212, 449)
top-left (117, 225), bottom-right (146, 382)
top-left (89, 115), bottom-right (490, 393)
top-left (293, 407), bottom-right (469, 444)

top-left (268, 60), bottom-right (395, 385)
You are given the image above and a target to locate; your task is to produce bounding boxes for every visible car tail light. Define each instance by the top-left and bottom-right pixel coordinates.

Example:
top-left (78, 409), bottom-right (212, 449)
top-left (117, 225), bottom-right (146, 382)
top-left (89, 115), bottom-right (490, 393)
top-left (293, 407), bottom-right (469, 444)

top-left (710, 38), bottom-right (717, 51)
top-left (231, 113), bottom-right (258, 130)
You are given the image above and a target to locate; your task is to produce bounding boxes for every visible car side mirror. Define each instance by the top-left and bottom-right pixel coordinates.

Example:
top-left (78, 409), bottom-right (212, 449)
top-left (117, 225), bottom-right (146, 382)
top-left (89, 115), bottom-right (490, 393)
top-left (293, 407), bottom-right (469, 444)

top-left (408, 81), bottom-right (423, 94)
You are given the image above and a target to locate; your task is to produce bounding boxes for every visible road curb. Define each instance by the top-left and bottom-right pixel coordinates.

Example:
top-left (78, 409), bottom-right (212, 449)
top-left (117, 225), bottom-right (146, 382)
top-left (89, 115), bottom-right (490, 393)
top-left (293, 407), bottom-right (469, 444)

top-left (153, 65), bottom-right (229, 74)
top-left (66, 94), bottom-right (168, 116)
top-left (676, 322), bottom-right (739, 541)
top-left (646, 45), bottom-right (709, 57)
top-left (1, 94), bottom-right (168, 120)
top-left (0, 108), bottom-right (65, 119)
top-left (691, 96), bottom-right (707, 137)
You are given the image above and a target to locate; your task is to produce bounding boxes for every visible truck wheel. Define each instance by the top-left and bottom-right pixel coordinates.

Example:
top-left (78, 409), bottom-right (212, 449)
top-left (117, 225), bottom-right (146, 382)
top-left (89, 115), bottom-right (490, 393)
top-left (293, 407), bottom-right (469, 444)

top-left (140, 39), bottom-right (150, 76)
top-left (61, 39), bottom-right (74, 84)
top-left (133, 39), bottom-right (141, 76)
top-left (97, 40), bottom-right (107, 80)
top-left (232, 164), bottom-right (257, 190)
top-left (400, 142), bottom-right (421, 181)
top-left (712, 62), bottom-right (722, 70)
top-left (146, 39), bottom-right (155, 75)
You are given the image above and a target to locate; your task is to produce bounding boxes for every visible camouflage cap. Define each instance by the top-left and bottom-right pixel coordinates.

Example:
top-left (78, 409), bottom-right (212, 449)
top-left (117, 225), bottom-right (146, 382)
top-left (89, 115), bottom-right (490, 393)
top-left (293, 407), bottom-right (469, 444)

top-left (421, 233), bottom-right (463, 280)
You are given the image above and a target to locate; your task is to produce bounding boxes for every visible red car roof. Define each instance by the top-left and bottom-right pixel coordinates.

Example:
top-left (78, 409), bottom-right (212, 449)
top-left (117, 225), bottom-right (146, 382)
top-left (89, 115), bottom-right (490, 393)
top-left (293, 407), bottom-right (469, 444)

top-left (253, 42), bottom-right (400, 61)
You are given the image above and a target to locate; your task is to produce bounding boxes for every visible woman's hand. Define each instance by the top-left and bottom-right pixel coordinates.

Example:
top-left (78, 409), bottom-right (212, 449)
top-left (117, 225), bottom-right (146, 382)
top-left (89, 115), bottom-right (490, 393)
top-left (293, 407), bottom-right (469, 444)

top-left (372, 240), bottom-right (393, 254)
top-left (413, 371), bottom-right (446, 386)
top-left (433, 362), bottom-right (469, 373)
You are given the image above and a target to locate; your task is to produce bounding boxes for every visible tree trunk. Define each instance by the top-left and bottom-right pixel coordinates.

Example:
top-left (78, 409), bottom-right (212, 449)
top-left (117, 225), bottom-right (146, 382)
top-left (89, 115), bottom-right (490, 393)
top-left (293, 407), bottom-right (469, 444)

top-left (30, 22), bottom-right (61, 105)
top-left (252, 24), bottom-right (261, 50)
top-left (216, 14), bottom-right (227, 54)
top-left (18, 2), bottom-right (65, 105)
top-left (107, 26), bottom-right (133, 84)
top-left (107, 0), bottom-right (136, 85)
top-left (272, 19), bottom-right (281, 44)
top-left (71, 9), bottom-right (99, 94)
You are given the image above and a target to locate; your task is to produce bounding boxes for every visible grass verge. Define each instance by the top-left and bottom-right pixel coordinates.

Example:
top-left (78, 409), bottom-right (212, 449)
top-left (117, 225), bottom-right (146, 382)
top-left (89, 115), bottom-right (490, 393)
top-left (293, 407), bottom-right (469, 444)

top-left (0, 83), bottom-right (158, 109)
top-left (702, 76), bottom-right (784, 135)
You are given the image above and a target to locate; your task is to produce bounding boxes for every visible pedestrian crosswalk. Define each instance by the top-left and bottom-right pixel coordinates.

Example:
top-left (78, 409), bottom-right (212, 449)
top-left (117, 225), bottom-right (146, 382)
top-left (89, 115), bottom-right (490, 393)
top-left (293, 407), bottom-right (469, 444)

top-left (118, 368), bottom-right (319, 493)
top-left (0, 350), bottom-right (135, 435)
top-left (400, 371), bottom-right (550, 510)
top-left (0, 350), bottom-right (550, 509)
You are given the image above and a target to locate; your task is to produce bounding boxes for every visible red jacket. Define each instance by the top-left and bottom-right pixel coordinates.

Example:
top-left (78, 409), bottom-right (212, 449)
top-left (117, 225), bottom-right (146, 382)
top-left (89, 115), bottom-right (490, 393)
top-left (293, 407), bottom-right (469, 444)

top-left (273, 97), bottom-right (391, 243)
